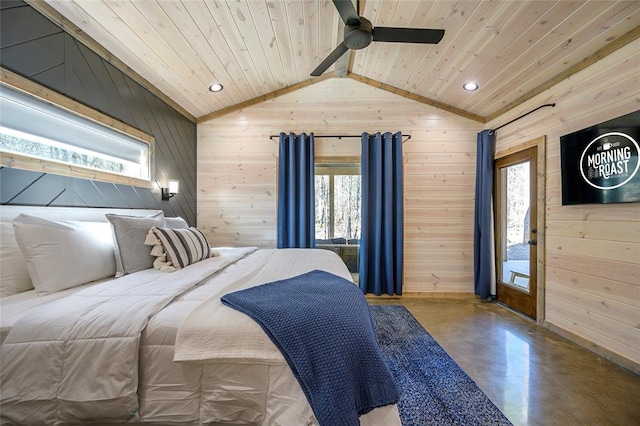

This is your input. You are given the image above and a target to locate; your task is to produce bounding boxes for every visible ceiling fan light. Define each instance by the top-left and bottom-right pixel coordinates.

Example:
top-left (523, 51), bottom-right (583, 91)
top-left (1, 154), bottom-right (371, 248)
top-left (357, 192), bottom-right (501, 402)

top-left (463, 82), bottom-right (478, 91)
top-left (209, 83), bottom-right (224, 92)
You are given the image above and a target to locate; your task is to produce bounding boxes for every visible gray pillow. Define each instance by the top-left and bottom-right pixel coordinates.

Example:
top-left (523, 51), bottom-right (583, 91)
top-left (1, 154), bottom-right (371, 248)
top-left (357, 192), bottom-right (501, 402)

top-left (165, 216), bottom-right (189, 229)
top-left (106, 212), bottom-right (165, 277)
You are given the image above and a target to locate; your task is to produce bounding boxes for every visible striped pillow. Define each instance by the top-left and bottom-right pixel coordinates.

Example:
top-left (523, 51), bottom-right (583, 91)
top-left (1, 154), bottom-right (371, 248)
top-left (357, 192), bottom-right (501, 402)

top-left (146, 227), bottom-right (211, 271)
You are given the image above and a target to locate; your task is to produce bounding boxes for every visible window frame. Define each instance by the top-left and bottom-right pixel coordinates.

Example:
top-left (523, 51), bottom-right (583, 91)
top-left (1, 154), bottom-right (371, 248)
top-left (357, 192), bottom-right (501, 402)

top-left (0, 67), bottom-right (155, 188)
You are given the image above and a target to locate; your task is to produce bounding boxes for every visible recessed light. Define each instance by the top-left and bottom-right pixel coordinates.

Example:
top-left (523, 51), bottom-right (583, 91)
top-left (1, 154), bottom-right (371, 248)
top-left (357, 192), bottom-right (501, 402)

top-left (463, 82), bottom-right (478, 91)
top-left (209, 83), bottom-right (224, 92)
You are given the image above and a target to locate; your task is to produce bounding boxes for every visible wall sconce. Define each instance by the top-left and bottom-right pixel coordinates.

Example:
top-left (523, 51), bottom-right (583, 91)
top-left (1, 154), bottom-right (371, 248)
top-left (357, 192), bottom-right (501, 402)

top-left (161, 179), bottom-right (179, 200)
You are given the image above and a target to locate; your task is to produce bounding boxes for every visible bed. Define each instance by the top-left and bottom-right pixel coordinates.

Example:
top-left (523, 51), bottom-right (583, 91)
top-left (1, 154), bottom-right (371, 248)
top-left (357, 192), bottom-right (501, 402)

top-left (0, 206), bottom-right (400, 425)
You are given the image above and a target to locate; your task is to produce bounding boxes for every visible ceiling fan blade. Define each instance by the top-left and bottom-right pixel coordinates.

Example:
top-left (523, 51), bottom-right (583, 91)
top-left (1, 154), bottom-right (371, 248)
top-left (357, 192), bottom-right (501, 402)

top-left (372, 27), bottom-right (445, 44)
top-left (311, 42), bottom-right (350, 77)
top-left (332, 0), bottom-right (360, 25)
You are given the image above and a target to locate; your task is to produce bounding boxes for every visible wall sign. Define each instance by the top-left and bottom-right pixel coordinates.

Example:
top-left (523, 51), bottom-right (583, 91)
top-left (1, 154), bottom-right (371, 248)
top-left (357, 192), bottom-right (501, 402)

top-left (560, 110), bottom-right (640, 205)
top-left (580, 131), bottom-right (640, 190)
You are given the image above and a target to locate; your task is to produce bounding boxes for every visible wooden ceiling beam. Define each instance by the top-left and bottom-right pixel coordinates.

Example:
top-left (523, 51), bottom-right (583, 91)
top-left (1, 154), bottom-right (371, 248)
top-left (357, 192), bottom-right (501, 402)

top-left (348, 73), bottom-right (486, 123)
top-left (334, 52), bottom-right (351, 78)
top-left (197, 70), bottom-right (487, 124)
top-left (196, 73), bottom-right (335, 124)
top-left (331, 0), bottom-right (357, 78)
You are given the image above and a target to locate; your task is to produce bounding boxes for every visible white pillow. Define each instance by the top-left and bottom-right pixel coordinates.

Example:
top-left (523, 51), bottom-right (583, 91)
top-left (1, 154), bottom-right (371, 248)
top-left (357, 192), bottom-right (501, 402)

top-left (12, 214), bottom-right (116, 295)
top-left (0, 222), bottom-right (33, 297)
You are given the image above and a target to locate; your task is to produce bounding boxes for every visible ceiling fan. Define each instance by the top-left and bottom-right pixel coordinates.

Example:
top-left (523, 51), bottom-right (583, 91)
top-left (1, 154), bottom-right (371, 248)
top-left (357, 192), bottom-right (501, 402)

top-left (310, 0), bottom-right (445, 77)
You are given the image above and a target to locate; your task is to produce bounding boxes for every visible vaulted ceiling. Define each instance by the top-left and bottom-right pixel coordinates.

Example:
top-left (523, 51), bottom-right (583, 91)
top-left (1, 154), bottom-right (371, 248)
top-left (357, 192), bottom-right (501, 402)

top-left (38, 0), bottom-right (640, 123)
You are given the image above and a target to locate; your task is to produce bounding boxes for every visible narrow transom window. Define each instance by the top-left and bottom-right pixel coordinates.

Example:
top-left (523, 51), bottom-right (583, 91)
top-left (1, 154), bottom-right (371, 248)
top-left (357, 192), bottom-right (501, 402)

top-left (0, 70), bottom-right (152, 186)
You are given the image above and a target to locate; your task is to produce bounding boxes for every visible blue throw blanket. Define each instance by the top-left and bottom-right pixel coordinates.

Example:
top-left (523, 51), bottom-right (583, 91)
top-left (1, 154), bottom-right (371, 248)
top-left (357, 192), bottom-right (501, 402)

top-left (221, 270), bottom-right (398, 426)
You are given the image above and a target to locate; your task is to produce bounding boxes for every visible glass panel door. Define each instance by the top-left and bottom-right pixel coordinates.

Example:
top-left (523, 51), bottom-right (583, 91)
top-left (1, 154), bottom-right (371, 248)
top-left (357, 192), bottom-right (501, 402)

top-left (494, 147), bottom-right (537, 318)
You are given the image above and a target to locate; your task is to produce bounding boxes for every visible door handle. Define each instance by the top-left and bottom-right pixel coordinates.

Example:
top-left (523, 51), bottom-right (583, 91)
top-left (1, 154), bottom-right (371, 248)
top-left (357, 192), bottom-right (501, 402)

top-left (527, 240), bottom-right (537, 246)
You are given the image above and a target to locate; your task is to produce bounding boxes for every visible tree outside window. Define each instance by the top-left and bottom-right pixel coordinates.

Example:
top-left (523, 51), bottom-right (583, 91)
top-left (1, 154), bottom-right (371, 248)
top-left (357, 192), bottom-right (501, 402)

top-left (315, 162), bottom-right (361, 241)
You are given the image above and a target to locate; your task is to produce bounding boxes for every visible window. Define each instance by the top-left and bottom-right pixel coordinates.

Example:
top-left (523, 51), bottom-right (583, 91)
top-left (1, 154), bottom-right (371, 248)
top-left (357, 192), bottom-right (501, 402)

top-left (0, 68), bottom-right (153, 187)
top-left (315, 161), bottom-right (361, 241)
top-left (315, 160), bottom-right (361, 274)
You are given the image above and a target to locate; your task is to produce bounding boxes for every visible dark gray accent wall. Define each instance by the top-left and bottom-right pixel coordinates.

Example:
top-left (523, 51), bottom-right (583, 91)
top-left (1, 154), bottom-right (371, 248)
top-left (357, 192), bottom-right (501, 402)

top-left (0, 1), bottom-right (197, 225)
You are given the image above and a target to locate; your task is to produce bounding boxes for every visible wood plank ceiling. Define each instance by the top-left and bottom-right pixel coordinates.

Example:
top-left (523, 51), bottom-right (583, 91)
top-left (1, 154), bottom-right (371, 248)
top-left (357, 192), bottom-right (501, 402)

top-left (39, 0), bottom-right (640, 123)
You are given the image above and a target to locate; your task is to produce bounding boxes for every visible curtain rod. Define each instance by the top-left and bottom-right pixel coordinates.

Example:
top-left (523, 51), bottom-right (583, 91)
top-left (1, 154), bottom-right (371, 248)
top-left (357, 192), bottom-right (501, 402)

top-left (489, 103), bottom-right (556, 134)
top-left (269, 134), bottom-right (411, 141)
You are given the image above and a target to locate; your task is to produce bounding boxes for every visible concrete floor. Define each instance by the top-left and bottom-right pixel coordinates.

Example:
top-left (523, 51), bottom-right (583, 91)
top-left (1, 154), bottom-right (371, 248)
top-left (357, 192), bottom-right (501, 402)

top-left (369, 297), bottom-right (640, 426)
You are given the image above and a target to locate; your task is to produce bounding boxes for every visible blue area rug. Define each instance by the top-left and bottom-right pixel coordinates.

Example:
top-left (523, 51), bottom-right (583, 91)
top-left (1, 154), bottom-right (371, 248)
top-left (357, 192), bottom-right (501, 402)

top-left (370, 305), bottom-right (512, 425)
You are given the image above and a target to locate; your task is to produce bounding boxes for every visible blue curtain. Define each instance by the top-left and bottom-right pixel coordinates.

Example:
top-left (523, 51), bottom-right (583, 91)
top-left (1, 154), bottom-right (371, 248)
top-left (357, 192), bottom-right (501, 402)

top-left (473, 130), bottom-right (496, 299)
top-left (359, 132), bottom-right (404, 296)
top-left (277, 132), bottom-right (315, 248)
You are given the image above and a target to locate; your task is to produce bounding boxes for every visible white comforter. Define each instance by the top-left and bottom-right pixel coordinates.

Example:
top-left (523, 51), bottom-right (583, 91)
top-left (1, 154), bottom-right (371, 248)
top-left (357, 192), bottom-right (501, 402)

top-left (175, 248), bottom-right (352, 363)
top-left (0, 247), bottom-right (256, 424)
top-left (1, 248), bottom-right (401, 426)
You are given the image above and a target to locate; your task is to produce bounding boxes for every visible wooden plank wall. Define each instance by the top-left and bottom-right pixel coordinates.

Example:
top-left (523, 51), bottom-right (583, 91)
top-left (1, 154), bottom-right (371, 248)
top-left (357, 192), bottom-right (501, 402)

top-left (488, 39), bottom-right (640, 367)
top-left (0, 1), bottom-right (197, 225)
top-left (198, 78), bottom-right (483, 294)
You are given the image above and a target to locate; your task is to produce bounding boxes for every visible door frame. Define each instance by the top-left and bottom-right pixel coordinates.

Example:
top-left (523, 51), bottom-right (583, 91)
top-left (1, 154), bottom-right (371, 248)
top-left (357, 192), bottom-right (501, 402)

top-left (494, 136), bottom-right (546, 323)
